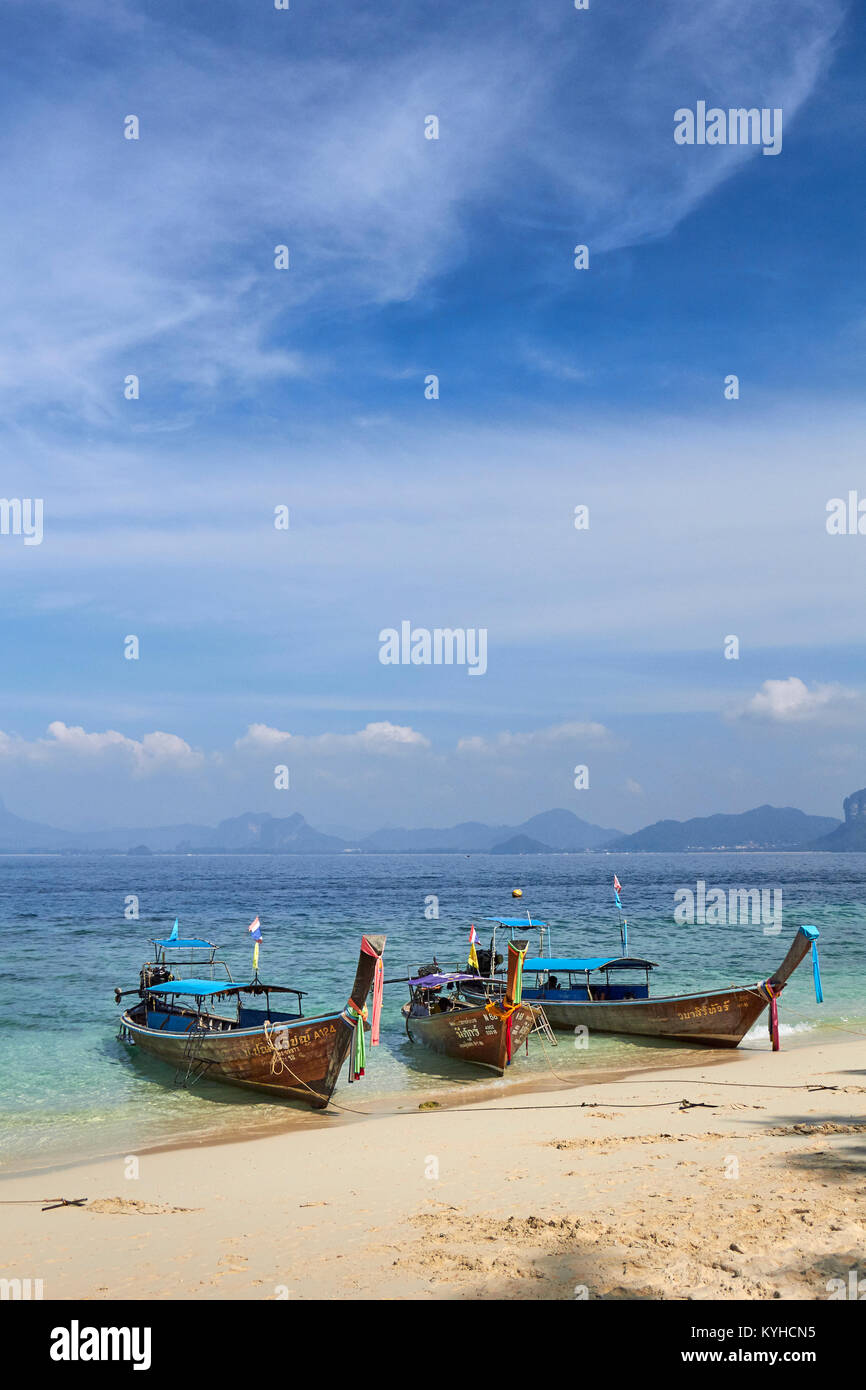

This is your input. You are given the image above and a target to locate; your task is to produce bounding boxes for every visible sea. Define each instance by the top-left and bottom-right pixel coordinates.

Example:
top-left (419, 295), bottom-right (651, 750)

top-left (1, 851), bottom-right (863, 1174)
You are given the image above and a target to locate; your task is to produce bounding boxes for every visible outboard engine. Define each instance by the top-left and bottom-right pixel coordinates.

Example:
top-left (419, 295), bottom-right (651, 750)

top-left (474, 947), bottom-right (503, 976)
top-left (140, 963), bottom-right (172, 991)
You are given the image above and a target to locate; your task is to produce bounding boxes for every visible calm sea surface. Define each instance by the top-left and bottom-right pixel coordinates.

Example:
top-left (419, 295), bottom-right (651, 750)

top-left (1, 852), bottom-right (863, 1172)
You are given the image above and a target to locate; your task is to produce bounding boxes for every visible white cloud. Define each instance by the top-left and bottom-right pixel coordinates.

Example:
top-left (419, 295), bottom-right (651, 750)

top-left (731, 677), bottom-right (856, 723)
top-left (234, 723), bottom-right (293, 751)
top-left (353, 722), bottom-right (431, 751)
top-left (235, 721), bottom-right (430, 756)
top-left (0, 721), bottom-right (205, 775)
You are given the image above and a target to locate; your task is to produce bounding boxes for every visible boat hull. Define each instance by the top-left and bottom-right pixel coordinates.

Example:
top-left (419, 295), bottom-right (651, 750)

top-left (529, 985), bottom-right (769, 1046)
top-left (121, 1007), bottom-right (358, 1107)
top-left (402, 1000), bottom-right (536, 1074)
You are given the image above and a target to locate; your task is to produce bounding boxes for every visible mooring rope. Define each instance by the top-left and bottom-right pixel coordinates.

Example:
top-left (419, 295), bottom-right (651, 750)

top-left (261, 1020), bottom-right (332, 1106)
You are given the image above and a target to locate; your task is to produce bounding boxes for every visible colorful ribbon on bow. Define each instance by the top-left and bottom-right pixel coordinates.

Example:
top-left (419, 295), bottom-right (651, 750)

top-left (482, 1007), bottom-right (516, 1063)
top-left (759, 978), bottom-right (782, 1051)
top-left (797, 925), bottom-right (823, 1004)
top-left (485, 998), bottom-right (518, 1019)
top-left (808, 937), bottom-right (823, 1003)
top-left (344, 999), bottom-right (368, 1080)
top-left (344, 940), bottom-right (385, 1082)
top-left (362, 941), bottom-right (384, 1045)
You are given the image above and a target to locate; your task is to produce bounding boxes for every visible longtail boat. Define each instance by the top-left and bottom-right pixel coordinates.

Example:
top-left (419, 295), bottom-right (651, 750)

top-left (401, 940), bottom-right (540, 1074)
top-left (463, 917), bottom-right (822, 1049)
top-left (115, 931), bottom-right (385, 1108)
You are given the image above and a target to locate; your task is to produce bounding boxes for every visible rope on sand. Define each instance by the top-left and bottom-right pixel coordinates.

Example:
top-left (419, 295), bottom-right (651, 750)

top-left (316, 1066), bottom-right (848, 1119)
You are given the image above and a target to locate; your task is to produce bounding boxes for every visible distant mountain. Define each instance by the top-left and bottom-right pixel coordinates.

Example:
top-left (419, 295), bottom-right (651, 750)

top-left (810, 788), bottom-right (866, 850)
top-left (516, 809), bottom-right (620, 850)
top-left (316, 822), bottom-right (365, 842)
top-left (490, 834), bottom-right (554, 854)
top-left (207, 811), bottom-right (346, 853)
top-left (0, 800), bottom-right (345, 854)
top-left (360, 820), bottom-right (506, 853)
top-left (0, 797), bottom-right (844, 856)
top-left (0, 799), bottom-right (77, 851)
top-left (359, 809), bottom-right (620, 854)
top-left (604, 805), bottom-right (840, 852)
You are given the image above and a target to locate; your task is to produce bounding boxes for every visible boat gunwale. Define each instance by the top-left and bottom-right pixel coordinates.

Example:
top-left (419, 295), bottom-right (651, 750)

top-left (460, 981), bottom-right (767, 1007)
top-left (121, 1008), bottom-right (348, 1040)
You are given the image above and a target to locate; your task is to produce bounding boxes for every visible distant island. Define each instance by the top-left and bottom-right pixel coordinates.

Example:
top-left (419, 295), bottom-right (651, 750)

top-left (603, 805), bottom-right (840, 853)
top-left (807, 787), bottom-right (866, 851)
top-left (0, 794), bottom-right (859, 854)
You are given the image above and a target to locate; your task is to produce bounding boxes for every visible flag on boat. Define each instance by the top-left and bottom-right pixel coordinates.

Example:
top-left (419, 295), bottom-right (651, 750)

top-left (248, 916), bottom-right (262, 972)
top-left (468, 923), bottom-right (479, 972)
top-left (613, 875), bottom-right (622, 909)
top-left (168, 918), bottom-right (179, 941)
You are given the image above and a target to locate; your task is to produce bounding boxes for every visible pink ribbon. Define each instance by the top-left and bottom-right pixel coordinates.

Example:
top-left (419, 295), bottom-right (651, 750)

top-left (360, 937), bottom-right (384, 1046)
top-left (770, 995), bottom-right (780, 1052)
top-left (370, 953), bottom-right (383, 1047)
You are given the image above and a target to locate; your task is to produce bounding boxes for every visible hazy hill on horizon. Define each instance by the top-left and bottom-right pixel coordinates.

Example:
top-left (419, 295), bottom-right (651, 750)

top-left (0, 797), bottom-right (846, 854)
top-left (359, 808), bottom-right (621, 853)
top-left (605, 804), bottom-right (840, 852)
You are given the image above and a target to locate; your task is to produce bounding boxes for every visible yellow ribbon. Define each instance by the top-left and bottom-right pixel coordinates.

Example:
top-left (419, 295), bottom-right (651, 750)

top-left (484, 999), bottom-right (519, 1020)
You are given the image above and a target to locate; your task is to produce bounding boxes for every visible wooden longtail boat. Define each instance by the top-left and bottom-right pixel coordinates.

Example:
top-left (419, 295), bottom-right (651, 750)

top-left (401, 940), bottom-right (539, 1075)
top-left (463, 922), bottom-right (822, 1049)
top-left (115, 932), bottom-right (385, 1109)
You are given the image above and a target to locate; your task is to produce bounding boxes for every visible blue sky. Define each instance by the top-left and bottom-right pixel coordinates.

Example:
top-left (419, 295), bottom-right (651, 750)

top-left (1, 0), bottom-right (864, 834)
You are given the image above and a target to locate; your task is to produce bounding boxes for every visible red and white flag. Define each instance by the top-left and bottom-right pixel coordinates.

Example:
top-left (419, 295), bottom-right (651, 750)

top-left (469, 924), bottom-right (478, 945)
top-left (248, 916), bottom-right (262, 942)
top-left (613, 874), bottom-right (622, 895)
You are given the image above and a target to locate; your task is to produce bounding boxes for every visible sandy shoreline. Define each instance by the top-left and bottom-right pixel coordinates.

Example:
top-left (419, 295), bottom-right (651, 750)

top-left (2, 1034), bottom-right (864, 1301)
top-left (2, 1034), bottom-right (750, 1181)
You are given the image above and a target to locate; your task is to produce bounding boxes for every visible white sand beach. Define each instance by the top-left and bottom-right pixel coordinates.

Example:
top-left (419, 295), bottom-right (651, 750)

top-left (2, 1034), bottom-right (863, 1301)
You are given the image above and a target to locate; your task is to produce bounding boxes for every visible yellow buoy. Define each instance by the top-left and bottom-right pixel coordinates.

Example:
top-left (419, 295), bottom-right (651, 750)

top-left (512, 888), bottom-right (523, 898)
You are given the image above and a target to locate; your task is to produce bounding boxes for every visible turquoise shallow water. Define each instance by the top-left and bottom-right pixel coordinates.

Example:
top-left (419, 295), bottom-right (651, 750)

top-left (1, 851), bottom-right (863, 1172)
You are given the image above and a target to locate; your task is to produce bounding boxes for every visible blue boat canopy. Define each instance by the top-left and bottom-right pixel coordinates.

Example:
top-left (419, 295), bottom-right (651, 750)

top-left (486, 917), bottom-right (548, 928)
top-left (153, 938), bottom-right (214, 949)
top-left (147, 978), bottom-right (237, 996)
top-left (524, 955), bottom-right (657, 973)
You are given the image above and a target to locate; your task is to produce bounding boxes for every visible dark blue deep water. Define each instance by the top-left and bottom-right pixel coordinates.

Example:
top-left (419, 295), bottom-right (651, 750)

top-left (1, 852), bottom-right (862, 1171)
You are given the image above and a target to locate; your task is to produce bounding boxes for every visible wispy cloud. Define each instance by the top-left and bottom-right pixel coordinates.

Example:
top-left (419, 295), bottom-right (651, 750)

top-left (0, 0), bottom-right (843, 424)
top-left (457, 721), bottom-right (612, 754)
